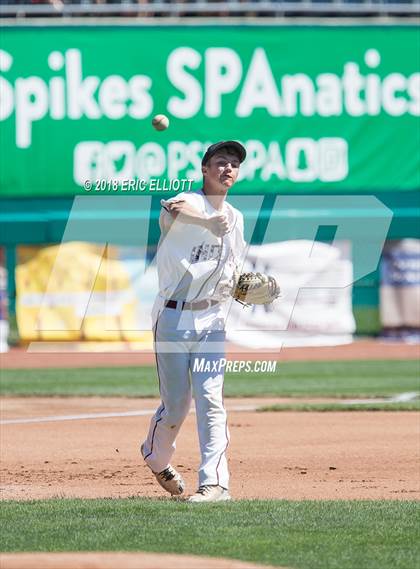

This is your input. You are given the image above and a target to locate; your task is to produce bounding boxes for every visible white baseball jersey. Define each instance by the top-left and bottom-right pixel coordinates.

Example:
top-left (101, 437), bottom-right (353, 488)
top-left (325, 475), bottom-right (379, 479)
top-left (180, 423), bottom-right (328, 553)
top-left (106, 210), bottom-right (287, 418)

top-left (155, 189), bottom-right (247, 304)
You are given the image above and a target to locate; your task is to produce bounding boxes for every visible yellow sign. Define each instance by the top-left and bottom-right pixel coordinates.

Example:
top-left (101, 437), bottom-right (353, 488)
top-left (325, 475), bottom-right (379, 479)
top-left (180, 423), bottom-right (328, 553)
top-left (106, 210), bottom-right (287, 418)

top-left (16, 242), bottom-right (152, 346)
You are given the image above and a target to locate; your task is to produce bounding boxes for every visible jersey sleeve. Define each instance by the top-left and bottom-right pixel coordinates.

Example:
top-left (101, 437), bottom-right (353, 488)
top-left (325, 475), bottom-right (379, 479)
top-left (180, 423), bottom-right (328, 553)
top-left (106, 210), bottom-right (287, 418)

top-left (161, 192), bottom-right (203, 211)
top-left (159, 191), bottom-right (204, 233)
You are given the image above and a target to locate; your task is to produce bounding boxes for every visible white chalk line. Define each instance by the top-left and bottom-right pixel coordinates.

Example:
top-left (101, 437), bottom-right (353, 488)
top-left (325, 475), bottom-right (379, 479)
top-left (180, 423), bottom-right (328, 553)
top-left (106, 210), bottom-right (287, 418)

top-left (343, 392), bottom-right (419, 404)
top-left (1, 394), bottom-right (418, 426)
top-left (0, 405), bottom-right (258, 426)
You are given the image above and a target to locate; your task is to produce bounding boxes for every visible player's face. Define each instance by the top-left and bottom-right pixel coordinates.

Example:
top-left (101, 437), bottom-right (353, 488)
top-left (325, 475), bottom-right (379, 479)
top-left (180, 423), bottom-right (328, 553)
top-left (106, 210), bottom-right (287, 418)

top-left (203, 152), bottom-right (240, 192)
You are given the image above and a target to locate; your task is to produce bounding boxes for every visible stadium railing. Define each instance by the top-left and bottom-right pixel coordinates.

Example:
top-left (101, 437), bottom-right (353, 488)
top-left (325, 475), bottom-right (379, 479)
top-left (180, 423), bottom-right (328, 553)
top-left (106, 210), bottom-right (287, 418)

top-left (0, 0), bottom-right (419, 17)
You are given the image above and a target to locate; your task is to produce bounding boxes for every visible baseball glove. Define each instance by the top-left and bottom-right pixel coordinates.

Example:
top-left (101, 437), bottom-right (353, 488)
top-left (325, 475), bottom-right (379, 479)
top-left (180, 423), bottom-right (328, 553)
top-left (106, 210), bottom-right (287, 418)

top-left (231, 272), bottom-right (281, 305)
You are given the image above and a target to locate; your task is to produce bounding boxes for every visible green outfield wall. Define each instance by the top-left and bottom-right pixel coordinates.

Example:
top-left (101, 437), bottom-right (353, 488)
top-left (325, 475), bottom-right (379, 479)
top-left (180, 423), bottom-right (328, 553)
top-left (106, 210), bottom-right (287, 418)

top-left (0, 25), bottom-right (419, 197)
top-left (1, 24), bottom-right (419, 334)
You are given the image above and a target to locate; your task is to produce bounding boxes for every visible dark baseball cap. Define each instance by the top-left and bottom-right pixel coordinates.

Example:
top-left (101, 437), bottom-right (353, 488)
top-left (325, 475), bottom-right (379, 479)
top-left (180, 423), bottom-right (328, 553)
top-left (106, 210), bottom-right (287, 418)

top-left (201, 140), bottom-right (246, 166)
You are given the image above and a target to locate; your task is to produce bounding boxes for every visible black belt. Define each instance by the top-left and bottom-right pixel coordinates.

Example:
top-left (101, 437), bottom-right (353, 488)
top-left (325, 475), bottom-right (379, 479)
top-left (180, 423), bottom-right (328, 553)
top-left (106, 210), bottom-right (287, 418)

top-left (165, 299), bottom-right (219, 311)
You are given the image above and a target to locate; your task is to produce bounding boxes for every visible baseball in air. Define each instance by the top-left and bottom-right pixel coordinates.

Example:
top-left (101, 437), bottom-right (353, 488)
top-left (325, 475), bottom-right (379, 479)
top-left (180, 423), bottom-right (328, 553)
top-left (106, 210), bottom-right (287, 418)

top-left (152, 114), bottom-right (170, 131)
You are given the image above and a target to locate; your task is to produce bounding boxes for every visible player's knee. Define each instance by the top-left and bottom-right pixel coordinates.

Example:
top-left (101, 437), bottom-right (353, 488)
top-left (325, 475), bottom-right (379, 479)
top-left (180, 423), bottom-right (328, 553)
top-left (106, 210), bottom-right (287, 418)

top-left (165, 399), bottom-right (191, 424)
top-left (195, 394), bottom-right (225, 418)
top-left (199, 391), bottom-right (224, 409)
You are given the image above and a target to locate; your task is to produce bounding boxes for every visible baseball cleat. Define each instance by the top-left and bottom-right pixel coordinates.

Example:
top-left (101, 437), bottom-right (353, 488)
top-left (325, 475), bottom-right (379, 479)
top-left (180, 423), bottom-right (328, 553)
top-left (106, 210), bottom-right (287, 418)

top-left (154, 465), bottom-right (185, 496)
top-left (140, 444), bottom-right (185, 496)
top-left (188, 485), bottom-right (231, 503)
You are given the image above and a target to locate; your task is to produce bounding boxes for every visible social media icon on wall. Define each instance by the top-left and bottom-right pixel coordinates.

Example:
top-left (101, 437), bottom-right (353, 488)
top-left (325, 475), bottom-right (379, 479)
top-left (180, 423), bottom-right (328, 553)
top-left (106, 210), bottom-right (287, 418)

top-left (319, 138), bottom-right (348, 182)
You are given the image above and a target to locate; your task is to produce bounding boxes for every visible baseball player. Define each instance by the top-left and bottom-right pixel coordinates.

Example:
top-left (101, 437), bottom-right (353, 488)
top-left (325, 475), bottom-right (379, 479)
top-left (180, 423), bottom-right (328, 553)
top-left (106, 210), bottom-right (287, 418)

top-left (141, 140), bottom-right (247, 502)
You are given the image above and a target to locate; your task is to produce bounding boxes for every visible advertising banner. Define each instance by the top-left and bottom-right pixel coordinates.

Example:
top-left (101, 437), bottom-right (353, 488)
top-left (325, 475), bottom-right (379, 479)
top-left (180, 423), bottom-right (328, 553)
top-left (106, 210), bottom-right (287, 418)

top-left (226, 241), bottom-right (356, 348)
top-left (16, 243), bottom-right (153, 345)
top-left (16, 240), bottom-right (355, 348)
top-left (380, 239), bottom-right (420, 339)
top-left (1, 25), bottom-right (419, 197)
top-left (0, 247), bottom-right (8, 352)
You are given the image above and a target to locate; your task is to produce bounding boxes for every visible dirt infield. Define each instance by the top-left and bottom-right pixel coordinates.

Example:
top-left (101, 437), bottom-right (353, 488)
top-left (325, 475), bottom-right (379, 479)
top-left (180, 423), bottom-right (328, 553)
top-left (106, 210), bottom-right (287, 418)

top-left (1, 396), bottom-right (419, 502)
top-left (2, 340), bottom-right (418, 369)
top-left (0, 552), bottom-right (281, 569)
top-left (1, 339), bottom-right (419, 503)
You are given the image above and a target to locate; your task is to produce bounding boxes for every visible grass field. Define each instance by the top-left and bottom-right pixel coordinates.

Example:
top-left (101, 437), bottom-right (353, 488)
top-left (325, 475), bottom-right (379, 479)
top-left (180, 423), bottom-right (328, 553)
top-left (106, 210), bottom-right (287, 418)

top-left (1, 499), bottom-right (418, 569)
top-left (2, 358), bottom-right (419, 569)
top-left (1, 359), bottom-right (419, 398)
